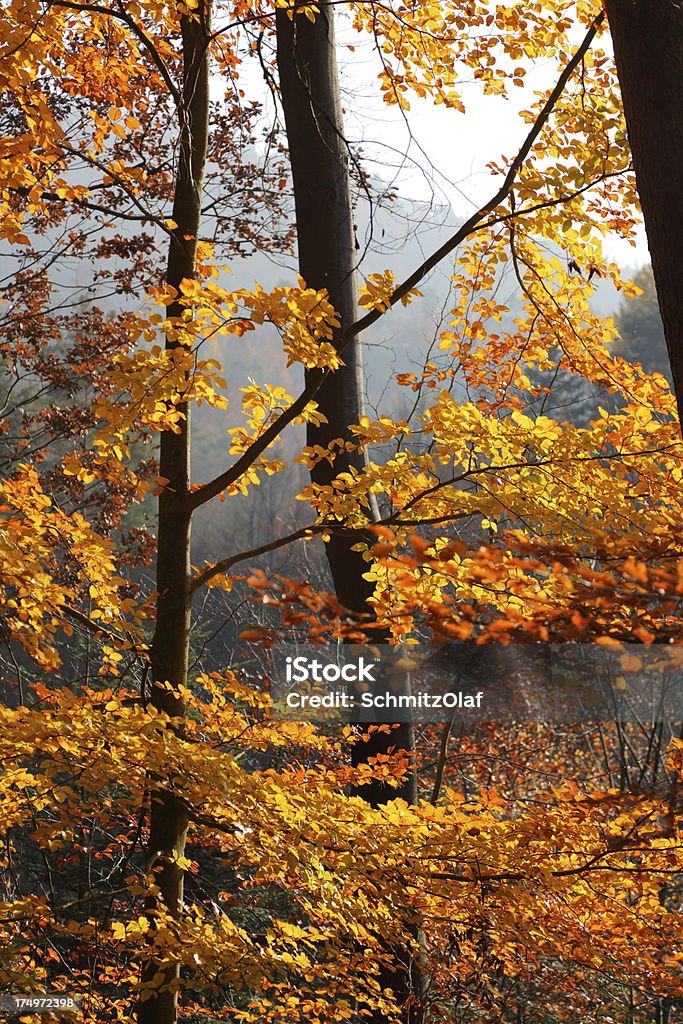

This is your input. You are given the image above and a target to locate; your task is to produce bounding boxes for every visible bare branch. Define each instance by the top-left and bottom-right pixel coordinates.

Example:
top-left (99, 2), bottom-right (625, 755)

top-left (190, 523), bottom-right (324, 591)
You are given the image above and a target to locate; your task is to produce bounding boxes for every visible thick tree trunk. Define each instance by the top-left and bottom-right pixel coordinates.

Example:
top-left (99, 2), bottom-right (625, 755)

top-left (275, 0), bottom-right (377, 611)
top-left (276, 6), bottom-right (421, 1021)
top-left (138, 5), bottom-right (211, 1023)
top-left (604, 0), bottom-right (683, 426)
top-left (275, 2), bottom-right (416, 796)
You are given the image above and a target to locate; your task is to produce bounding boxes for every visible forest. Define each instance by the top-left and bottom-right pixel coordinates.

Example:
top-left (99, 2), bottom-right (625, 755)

top-left (3, 1), bottom-right (683, 1023)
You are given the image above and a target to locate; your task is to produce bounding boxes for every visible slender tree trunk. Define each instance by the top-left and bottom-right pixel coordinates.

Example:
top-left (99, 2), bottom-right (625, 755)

top-left (604, 0), bottom-right (683, 426)
top-left (276, 6), bottom-right (422, 1021)
top-left (138, 5), bottom-right (211, 1023)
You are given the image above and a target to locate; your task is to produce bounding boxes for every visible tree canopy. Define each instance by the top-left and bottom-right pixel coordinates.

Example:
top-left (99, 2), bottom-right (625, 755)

top-left (1, 2), bottom-right (683, 1024)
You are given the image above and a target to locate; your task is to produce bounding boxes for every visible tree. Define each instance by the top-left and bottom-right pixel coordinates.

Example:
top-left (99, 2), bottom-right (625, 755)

top-left (275, 5), bottom-right (421, 1012)
top-left (140, 1), bottom-right (211, 1020)
top-left (3, 2), bottom-right (683, 1024)
top-left (275, 0), bottom-right (417, 808)
top-left (604, 0), bottom-right (683, 424)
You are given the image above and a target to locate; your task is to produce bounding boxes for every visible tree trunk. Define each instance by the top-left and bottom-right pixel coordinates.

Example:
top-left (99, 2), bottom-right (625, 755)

top-left (275, 1), bottom-right (416, 795)
top-left (276, 6), bottom-right (421, 1021)
top-left (138, 5), bottom-right (211, 1023)
top-left (275, 1), bottom-right (378, 611)
top-left (604, 0), bottom-right (683, 426)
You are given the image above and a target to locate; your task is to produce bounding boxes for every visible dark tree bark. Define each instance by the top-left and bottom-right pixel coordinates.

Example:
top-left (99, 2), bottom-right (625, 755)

top-left (275, 0), bottom-right (418, 800)
top-left (138, 4), bottom-right (211, 1023)
top-left (604, 0), bottom-right (683, 426)
top-left (276, 6), bottom-right (422, 1021)
top-left (275, 1), bottom-right (378, 612)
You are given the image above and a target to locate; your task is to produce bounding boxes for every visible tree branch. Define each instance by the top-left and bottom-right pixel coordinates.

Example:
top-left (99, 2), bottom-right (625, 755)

top-left (190, 523), bottom-right (324, 591)
top-left (188, 11), bottom-right (606, 511)
top-left (48, 0), bottom-right (181, 105)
